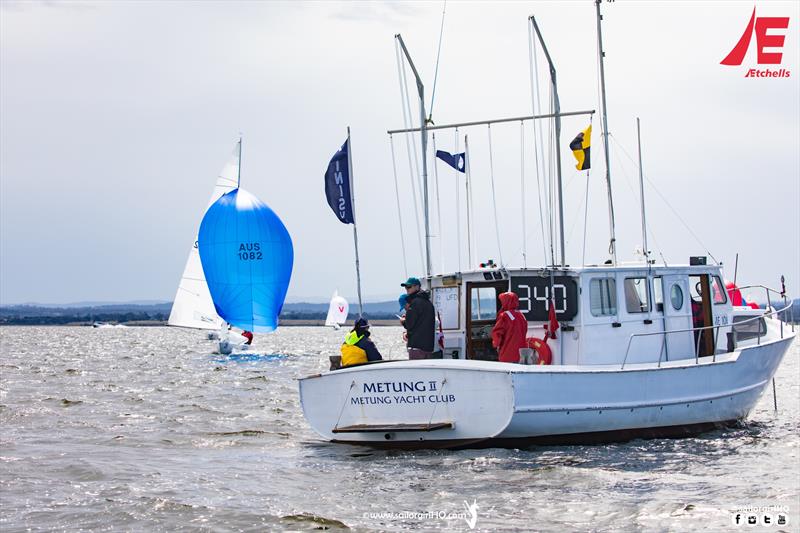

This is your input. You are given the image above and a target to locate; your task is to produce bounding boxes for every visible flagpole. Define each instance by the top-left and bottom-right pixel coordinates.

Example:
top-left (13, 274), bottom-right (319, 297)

top-left (454, 129), bottom-right (462, 272)
top-left (346, 127), bottom-right (364, 317)
top-left (636, 117), bottom-right (649, 267)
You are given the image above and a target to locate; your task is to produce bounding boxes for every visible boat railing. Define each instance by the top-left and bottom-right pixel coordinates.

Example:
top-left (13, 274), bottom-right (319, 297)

top-left (620, 286), bottom-right (794, 370)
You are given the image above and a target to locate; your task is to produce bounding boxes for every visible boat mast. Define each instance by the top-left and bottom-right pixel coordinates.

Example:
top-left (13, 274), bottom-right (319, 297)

top-left (595, 0), bottom-right (618, 265)
top-left (396, 34), bottom-right (432, 280)
top-left (529, 16), bottom-right (565, 268)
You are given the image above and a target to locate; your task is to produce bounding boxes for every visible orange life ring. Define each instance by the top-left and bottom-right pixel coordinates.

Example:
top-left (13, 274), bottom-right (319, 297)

top-left (527, 336), bottom-right (552, 365)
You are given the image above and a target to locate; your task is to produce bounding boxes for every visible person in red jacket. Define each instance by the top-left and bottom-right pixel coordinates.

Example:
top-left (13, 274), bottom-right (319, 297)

top-left (492, 292), bottom-right (529, 363)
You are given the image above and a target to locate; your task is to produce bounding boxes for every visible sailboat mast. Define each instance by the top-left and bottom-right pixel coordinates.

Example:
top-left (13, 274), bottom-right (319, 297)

top-left (396, 34), bottom-right (432, 280)
top-left (346, 127), bottom-right (364, 317)
top-left (237, 136), bottom-right (242, 188)
top-left (595, 0), bottom-right (618, 264)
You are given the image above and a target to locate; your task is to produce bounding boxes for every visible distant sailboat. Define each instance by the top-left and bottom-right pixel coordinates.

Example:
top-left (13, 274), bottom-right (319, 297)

top-left (168, 141), bottom-right (240, 334)
top-left (198, 182), bottom-right (293, 353)
top-left (325, 291), bottom-right (349, 330)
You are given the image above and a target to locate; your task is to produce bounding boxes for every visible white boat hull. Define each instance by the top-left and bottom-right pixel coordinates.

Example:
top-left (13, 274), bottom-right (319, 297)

top-left (299, 333), bottom-right (794, 448)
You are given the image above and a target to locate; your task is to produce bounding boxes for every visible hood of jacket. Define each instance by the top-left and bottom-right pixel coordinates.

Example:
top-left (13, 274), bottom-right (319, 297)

top-left (498, 291), bottom-right (520, 312)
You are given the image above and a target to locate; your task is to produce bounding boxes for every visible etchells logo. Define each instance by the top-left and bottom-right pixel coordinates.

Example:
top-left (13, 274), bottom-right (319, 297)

top-left (721, 6), bottom-right (791, 78)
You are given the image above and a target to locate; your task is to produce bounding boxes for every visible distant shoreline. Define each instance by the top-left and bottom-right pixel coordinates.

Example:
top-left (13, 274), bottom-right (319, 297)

top-left (0, 319), bottom-right (401, 327)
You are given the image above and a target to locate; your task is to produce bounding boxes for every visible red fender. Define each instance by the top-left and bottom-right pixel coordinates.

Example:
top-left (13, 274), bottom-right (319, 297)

top-left (527, 336), bottom-right (553, 365)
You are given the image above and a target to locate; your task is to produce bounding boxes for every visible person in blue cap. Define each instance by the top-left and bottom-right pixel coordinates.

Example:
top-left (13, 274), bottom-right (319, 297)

top-left (399, 277), bottom-right (435, 359)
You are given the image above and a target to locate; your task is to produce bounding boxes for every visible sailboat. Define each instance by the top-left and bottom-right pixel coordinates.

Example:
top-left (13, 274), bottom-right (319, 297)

top-left (197, 146), bottom-right (294, 355)
top-left (168, 141), bottom-right (240, 337)
top-left (325, 291), bottom-right (349, 330)
top-left (298, 4), bottom-right (796, 448)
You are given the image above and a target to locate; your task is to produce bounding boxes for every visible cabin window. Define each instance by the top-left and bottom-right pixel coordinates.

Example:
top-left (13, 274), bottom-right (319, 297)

top-left (690, 275), bottom-right (728, 305)
top-left (470, 287), bottom-right (497, 321)
top-left (712, 276), bottom-right (728, 305)
top-left (624, 277), bottom-right (650, 314)
top-left (653, 276), bottom-right (664, 313)
top-left (732, 315), bottom-right (766, 340)
top-left (590, 278), bottom-right (617, 316)
top-left (670, 284), bottom-right (684, 310)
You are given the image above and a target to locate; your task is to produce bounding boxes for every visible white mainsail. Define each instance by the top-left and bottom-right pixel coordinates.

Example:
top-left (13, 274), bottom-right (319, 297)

top-left (324, 291), bottom-right (349, 328)
top-left (168, 141), bottom-right (240, 330)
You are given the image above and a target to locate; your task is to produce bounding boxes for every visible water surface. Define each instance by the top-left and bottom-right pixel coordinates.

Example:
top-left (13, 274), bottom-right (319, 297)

top-left (1, 326), bottom-right (798, 531)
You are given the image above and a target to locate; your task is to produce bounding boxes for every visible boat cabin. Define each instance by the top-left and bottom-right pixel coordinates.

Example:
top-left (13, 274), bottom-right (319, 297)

top-left (426, 261), bottom-right (735, 367)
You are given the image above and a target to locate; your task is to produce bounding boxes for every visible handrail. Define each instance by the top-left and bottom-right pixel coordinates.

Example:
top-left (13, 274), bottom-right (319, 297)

top-left (620, 290), bottom-right (793, 370)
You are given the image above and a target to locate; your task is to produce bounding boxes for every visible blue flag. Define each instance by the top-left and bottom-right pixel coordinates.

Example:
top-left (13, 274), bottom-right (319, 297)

top-left (436, 150), bottom-right (466, 173)
top-left (324, 139), bottom-right (354, 224)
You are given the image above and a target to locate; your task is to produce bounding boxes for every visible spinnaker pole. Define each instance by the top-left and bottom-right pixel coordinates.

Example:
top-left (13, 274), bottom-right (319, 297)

top-left (596, 0), bottom-right (618, 264)
top-left (396, 34), bottom-right (432, 280)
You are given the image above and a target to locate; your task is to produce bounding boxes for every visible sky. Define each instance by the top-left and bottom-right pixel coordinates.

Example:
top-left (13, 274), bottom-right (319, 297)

top-left (1, 0), bottom-right (798, 305)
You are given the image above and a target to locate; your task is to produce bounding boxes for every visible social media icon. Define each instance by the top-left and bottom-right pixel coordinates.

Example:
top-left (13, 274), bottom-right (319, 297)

top-left (733, 513), bottom-right (743, 525)
top-left (762, 513), bottom-right (772, 526)
top-left (776, 513), bottom-right (787, 526)
top-left (747, 514), bottom-right (758, 525)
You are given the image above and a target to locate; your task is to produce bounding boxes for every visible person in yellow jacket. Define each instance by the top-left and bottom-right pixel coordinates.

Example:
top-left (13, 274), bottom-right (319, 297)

top-left (341, 318), bottom-right (383, 367)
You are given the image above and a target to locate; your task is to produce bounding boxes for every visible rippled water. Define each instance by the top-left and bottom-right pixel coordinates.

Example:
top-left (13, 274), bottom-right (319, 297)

top-left (1, 326), bottom-right (798, 531)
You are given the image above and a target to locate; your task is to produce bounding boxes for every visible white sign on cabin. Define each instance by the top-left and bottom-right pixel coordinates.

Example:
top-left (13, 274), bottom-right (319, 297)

top-left (433, 287), bottom-right (460, 330)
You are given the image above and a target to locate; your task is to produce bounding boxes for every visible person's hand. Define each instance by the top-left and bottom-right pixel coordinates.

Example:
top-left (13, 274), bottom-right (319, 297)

top-left (403, 331), bottom-right (408, 342)
top-left (399, 316), bottom-right (406, 325)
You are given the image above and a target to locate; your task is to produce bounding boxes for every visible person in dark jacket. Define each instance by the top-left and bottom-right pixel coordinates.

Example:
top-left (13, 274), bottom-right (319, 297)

top-left (399, 277), bottom-right (435, 359)
top-left (340, 317), bottom-right (382, 367)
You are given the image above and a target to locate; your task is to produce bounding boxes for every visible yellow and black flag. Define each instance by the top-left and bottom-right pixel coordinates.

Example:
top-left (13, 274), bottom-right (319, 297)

top-left (570, 125), bottom-right (591, 171)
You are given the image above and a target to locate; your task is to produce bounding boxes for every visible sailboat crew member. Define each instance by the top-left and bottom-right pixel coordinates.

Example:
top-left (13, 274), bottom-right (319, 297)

top-left (340, 318), bottom-right (383, 367)
top-left (399, 277), bottom-right (436, 359)
top-left (241, 330), bottom-right (254, 345)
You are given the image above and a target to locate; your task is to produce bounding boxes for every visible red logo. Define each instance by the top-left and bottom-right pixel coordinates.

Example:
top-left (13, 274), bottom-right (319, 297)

top-left (721, 7), bottom-right (790, 78)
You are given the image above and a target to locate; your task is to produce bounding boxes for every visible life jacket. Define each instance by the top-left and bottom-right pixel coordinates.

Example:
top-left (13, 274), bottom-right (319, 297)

top-left (341, 330), bottom-right (368, 367)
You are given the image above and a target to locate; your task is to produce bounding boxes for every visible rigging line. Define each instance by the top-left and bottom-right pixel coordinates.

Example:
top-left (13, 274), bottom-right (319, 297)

top-left (547, 81), bottom-right (557, 266)
top-left (400, 53), bottom-right (423, 200)
top-left (530, 24), bottom-right (553, 267)
top-left (389, 134), bottom-right (409, 278)
top-left (581, 114), bottom-right (595, 267)
top-left (487, 124), bottom-right (504, 267)
top-left (565, 171), bottom-right (587, 244)
top-left (395, 40), bottom-right (425, 269)
top-left (608, 133), bottom-right (718, 264)
top-left (528, 26), bottom-right (548, 266)
top-left (520, 121), bottom-right (526, 268)
top-left (582, 170), bottom-right (591, 267)
top-left (608, 142), bottom-right (669, 265)
top-left (428, 0), bottom-right (447, 121)
top-left (432, 133), bottom-right (444, 274)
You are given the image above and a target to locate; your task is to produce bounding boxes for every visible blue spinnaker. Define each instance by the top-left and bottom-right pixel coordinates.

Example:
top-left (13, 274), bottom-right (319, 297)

top-left (198, 188), bottom-right (293, 333)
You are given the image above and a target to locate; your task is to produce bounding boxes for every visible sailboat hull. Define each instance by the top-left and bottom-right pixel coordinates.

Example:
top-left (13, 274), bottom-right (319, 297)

top-left (299, 332), bottom-right (794, 449)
